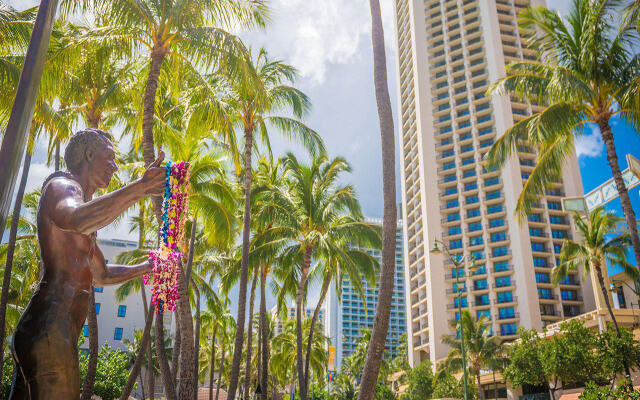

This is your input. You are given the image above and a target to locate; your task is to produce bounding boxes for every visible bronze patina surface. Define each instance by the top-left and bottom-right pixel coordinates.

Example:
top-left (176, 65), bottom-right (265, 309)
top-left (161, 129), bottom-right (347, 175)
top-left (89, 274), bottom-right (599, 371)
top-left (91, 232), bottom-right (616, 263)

top-left (9, 129), bottom-right (165, 399)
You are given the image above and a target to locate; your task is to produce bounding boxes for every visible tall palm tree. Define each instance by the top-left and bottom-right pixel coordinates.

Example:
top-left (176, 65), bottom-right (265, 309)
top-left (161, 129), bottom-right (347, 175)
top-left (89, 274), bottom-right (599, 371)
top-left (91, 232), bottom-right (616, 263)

top-left (440, 310), bottom-right (503, 400)
top-left (552, 207), bottom-right (637, 375)
top-left (188, 48), bottom-right (324, 400)
top-left (258, 152), bottom-right (379, 400)
top-left (486, 0), bottom-right (640, 267)
top-left (359, 0), bottom-right (398, 398)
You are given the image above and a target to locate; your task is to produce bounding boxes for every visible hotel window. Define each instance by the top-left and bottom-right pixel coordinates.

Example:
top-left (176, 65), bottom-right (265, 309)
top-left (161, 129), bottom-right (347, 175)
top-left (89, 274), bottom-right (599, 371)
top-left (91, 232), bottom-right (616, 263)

top-left (492, 247), bottom-right (508, 257)
top-left (494, 261), bottom-right (509, 272)
top-left (466, 195), bottom-right (479, 204)
top-left (468, 208), bottom-right (481, 218)
top-left (452, 268), bottom-right (465, 278)
top-left (472, 251), bottom-right (485, 260)
top-left (474, 279), bottom-right (488, 290)
top-left (500, 323), bottom-right (517, 336)
top-left (454, 297), bottom-right (468, 307)
top-left (554, 244), bottom-right (563, 253)
top-left (449, 226), bottom-right (462, 235)
top-left (552, 230), bottom-right (568, 239)
top-left (533, 257), bottom-right (547, 267)
top-left (547, 201), bottom-right (561, 210)
top-left (114, 328), bottom-right (123, 341)
top-left (538, 288), bottom-right (553, 299)
top-left (497, 292), bottom-right (513, 303)
top-left (491, 233), bottom-right (506, 242)
top-left (117, 305), bottom-right (127, 318)
top-left (535, 273), bottom-right (550, 283)
top-left (448, 213), bottom-right (460, 222)
top-left (487, 205), bottom-right (502, 214)
top-left (529, 228), bottom-right (544, 237)
top-left (477, 310), bottom-right (491, 320)
top-left (531, 242), bottom-right (546, 252)
top-left (472, 265), bottom-right (487, 275)
top-left (561, 290), bottom-right (579, 301)
top-left (469, 236), bottom-right (483, 246)
top-left (94, 287), bottom-right (103, 293)
top-left (499, 307), bottom-right (515, 319)
top-left (465, 183), bottom-right (478, 191)
top-left (95, 303), bottom-right (101, 315)
top-left (468, 222), bottom-right (482, 232)
top-left (489, 218), bottom-right (504, 228)
top-left (484, 177), bottom-right (499, 186)
top-left (486, 191), bottom-right (501, 200)
top-left (495, 276), bottom-right (511, 288)
top-left (445, 174), bottom-right (457, 183)
top-left (450, 240), bottom-right (463, 249)
top-left (446, 200), bottom-right (459, 209)
top-left (476, 294), bottom-right (490, 306)
top-left (83, 325), bottom-right (89, 337)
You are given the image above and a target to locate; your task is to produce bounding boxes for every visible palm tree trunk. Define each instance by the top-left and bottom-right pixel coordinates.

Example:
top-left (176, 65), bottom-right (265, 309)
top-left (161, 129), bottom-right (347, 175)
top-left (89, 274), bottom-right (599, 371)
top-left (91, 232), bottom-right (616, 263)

top-left (143, 288), bottom-right (155, 400)
top-left (303, 274), bottom-right (331, 399)
top-left (260, 265), bottom-right (269, 400)
top-left (120, 297), bottom-right (156, 400)
top-left (476, 371), bottom-right (485, 400)
top-left (156, 312), bottom-right (177, 400)
top-left (595, 265), bottom-right (631, 376)
top-left (81, 287), bottom-right (99, 400)
top-left (296, 246), bottom-right (314, 400)
top-left (0, 150), bottom-right (30, 375)
top-left (172, 308), bottom-right (181, 383)
top-left (139, 371), bottom-right (146, 400)
top-left (209, 328), bottom-right (217, 400)
top-left (599, 120), bottom-right (640, 272)
top-left (215, 345), bottom-right (226, 400)
top-left (193, 279), bottom-right (202, 400)
top-left (244, 268), bottom-right (259, 400)
top-left (256, 323), bottom-right (262, 395)
top-left (142, 50), bottom-right (167, 223)
top-left (178, 221), bottom-right (198, 398)
top-left (54, 139), bottom-right (60, 170)
top-left (227, 128), bottom-right (255, 400)
top-left (358, 1), bottom-right (397, 399)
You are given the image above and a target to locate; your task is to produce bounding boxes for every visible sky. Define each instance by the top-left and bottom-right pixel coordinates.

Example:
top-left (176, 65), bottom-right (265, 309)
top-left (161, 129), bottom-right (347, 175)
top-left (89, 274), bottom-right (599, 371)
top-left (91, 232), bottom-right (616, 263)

top-left (4, 0), bottom-right (640, 310)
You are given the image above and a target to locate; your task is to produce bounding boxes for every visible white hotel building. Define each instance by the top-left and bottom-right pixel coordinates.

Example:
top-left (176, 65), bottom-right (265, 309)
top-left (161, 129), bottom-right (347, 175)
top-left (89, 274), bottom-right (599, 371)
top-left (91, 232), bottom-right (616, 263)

top-left (393, 0), bottom-right (595, 367)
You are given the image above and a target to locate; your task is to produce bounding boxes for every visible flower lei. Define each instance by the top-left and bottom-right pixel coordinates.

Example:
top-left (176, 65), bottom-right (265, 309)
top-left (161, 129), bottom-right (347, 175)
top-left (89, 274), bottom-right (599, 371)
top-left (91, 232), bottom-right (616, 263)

top-left (144, 161), bottom-right (191, 314)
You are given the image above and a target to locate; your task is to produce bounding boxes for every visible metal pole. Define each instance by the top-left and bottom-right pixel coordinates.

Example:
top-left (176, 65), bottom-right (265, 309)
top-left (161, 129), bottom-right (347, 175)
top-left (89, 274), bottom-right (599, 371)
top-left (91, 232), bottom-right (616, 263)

top-left (454, 256), bottom-right (469, 400)
top-left (0, 0), bottom-right (59, 237)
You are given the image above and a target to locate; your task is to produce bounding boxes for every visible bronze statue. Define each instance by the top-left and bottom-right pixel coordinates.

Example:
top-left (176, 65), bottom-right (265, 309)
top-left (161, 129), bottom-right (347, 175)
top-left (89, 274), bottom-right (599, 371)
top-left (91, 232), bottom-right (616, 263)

top-left (9, 128), bottom-right (166, 399)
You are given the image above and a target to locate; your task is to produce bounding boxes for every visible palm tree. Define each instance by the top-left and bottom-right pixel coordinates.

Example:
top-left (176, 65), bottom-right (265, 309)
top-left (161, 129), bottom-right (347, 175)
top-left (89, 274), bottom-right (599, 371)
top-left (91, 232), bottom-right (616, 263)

top-left (341, 330), bottom-right (390, 383)
top-left (258, 152), bottom-right (379, 400)
top-left (552, 207), bottom-right (637, 375)
top-left (486, 0), bottom-right (640, 268)
top-left (440, 310), bottom-right (503, 400)
top-left (359, 0), bottom-right (398, 398)
top-left (188, 48), bottom-right (324, 400)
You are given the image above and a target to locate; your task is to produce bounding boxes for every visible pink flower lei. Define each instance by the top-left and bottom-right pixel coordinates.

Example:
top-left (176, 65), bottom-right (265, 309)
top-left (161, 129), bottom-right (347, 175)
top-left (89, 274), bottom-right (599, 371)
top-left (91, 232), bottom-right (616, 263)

top-left (145, 161), bottom-right (191, 314)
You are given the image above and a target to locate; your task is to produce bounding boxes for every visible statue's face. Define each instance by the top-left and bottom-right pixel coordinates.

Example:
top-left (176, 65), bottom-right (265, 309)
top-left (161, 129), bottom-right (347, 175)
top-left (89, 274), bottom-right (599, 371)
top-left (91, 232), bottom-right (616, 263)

top-left (89, 139), bottom-right (118, 190)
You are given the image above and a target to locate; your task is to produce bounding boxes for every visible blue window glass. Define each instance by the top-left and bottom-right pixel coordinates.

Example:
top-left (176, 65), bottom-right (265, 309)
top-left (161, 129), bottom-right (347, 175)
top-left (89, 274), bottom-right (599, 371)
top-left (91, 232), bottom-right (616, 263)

top-left (497, 292), bottom-right (513, 303)
top-left (521, 173), bottom-right (530, 180)
top-left (94, 287), bottom-right (103, 293)
top-left (468, 208), bottom-right (481, 218)
top-left (472, 251), bottom-right (485, 260)
top-left (561, 290), bottom-right (579, 301)
top-left (492, 247), bottom-right (508, 257)
top-left (535, 273), bottom-right (550, 283)
top-left (499, 307), bottom-right (515, 319)
top-left (445, 174), bottom-right (457, 183)
top-left (80, 349), bottom-right (90, 358)
top-left (491, 233), bottom-right (506, 242)
top-left (500, 323), bottom-right (517, 336)
top-left (472, 265), bottom-right (487, 275)
top-left (494, 261), bottom-right (509, 272)
top-left (477, 116), bottom-right (492, 124)
top-left (444, 162), bottom-right (456, 170)
top-left (480, 140), bottom-right (494, 148)
top-left (548, 202), bottom-right (561, 210)
top-left (538, 288), bottom-right (553, 299)
top-left (83, 325), bottom-right (89, 337)
top-left (466, 195), bottom-right (479, 204)
top-left (474, 279), bottom-right (488, 290)
top-left (554, 244), bottom-right (563, 253)
top-left (446, 200), bottom-right (459, 209)
top-left (487, 205), bottom-right (503, 214)
top-left (452, 268), bottom-right (465, 278)
top-left (449, 226), bottom-right (462, 235)
top-left (470, 236), bottom-right (483, 246)
top-left (533, 257), bottom-right (547, 267)
top-left (529, 228), bottom-right (543, 237)
top-left (484, 177), bottom-right (499, 186)
top-left (465, 183), bottom-right (478, 191)
top-left (489, 219), bottom-right (504, 228)
top-left (549, 216), bottom-right (564, 224)
top-left (463, 170), bottom-right (477, 178)
top-left (442, 150), bottom-right (455, 158)
top-left (531, 243), bottom-right (546, 252)
top-left (495, 277), bottom-right (511, 288)
top-left (95, 303), bottom-right (101, 315)
top-left (476, 294), bottom-right (490, 305)
top-left (486, 191), bottom-right (501, 200)
top-left (114, 328), bottom-right (123, 340)
top-left (528, 214), bottom-right (542, 222)
top-left (477, 310), bottom-right (491, 319)
top-left (450, 240), bottom-right (463, 249)
top-left (117, 305), bottom-right (127, 318)
top-left (461, 146), bottom-right (474, 154)
top-left (560, 276), bottom-right (576, 285)
top-left (479, 128), bottom-right (493, 136)
top-left (469, 223), bottom-right (482, 232)
top-left (454, 297), bottom-right (468, 307)
top-left (462, 157), bottom-right (474, 165)
top-left (445, 187), bottom-right (458, 195)
top-left (460, 134), bottom-right (472, 141)
top-left (448, 213), bottom-right (460, 222)
top-left (453, 283), bottom-right (466, 293)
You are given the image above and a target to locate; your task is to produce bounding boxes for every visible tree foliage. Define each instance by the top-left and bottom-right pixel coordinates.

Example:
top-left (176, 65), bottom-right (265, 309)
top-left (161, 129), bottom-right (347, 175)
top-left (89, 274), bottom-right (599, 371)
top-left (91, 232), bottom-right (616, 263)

top-left (79, 343), bottom-right (131, 400)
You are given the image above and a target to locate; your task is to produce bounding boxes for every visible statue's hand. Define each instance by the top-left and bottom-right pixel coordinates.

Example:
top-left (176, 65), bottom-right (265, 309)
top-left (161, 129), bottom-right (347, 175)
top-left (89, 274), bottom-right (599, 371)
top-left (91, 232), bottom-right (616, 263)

top-left (140, 151), bottom-right (166, 196)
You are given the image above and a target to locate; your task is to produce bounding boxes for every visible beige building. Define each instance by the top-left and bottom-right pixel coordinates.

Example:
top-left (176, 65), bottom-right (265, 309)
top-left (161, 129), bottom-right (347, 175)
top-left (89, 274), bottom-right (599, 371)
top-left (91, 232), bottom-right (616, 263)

top-left (392, 0), bottom-right (595, 367)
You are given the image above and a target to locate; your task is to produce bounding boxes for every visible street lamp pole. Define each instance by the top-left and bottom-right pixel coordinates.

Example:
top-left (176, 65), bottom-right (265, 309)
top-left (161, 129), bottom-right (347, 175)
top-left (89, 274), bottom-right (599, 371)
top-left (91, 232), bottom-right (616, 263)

top-left (431, 238), bottom-right (474, 400)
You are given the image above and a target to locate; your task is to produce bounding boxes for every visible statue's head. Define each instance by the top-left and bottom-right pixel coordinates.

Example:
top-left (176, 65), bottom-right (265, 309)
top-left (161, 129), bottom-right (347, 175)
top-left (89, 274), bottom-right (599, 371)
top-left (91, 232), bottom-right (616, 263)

top-left (64, 128), bottom-right (117, 190)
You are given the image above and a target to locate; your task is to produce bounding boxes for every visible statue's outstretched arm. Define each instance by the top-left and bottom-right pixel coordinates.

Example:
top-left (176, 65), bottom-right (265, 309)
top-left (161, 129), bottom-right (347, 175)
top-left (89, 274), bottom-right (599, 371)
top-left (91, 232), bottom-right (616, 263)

top-left (90, 243), bottom-right (151, 286)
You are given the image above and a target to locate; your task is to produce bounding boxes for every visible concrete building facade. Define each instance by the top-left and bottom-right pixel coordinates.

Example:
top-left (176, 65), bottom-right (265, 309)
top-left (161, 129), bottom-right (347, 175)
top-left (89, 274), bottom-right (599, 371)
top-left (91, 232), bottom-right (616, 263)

top-left (392, 0), bottom-right (595, 367)
top-left (325, 221), bottom-right (406, 372)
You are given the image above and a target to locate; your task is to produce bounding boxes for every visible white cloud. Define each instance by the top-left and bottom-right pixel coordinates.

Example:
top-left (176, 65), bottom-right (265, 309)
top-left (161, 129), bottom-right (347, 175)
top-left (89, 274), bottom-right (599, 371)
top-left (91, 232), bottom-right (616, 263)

top-left (243, 0), bottom-right (396, 85)
top-left (575, 127), bottom-right (604, 158)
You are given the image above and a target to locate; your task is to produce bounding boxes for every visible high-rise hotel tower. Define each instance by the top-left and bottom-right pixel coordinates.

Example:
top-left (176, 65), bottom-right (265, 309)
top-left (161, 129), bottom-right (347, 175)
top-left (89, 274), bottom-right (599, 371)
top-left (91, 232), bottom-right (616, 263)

top-left (393, 0), bottom-right (595, 367)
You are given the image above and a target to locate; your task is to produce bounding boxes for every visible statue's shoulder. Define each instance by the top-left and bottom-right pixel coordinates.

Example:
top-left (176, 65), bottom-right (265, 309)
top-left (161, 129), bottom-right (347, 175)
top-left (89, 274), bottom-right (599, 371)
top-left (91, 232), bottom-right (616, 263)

top-left (41, 171), bottom-right (83, 202)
